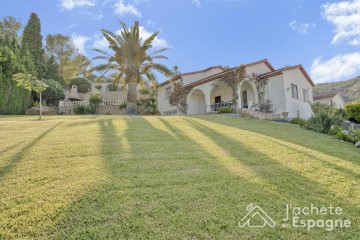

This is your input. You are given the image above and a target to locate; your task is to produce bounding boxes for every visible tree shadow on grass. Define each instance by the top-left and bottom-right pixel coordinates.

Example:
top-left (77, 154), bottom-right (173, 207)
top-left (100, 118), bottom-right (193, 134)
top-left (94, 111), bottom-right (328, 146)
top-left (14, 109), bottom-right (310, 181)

top-left (197, 116), bottom-right (360, 166)
top-left (0, 122), bottom-right (63, 180)
top-left (183, 117), bottom-right (359, 198)
top-left (51, 116), bottom-right (359, 239)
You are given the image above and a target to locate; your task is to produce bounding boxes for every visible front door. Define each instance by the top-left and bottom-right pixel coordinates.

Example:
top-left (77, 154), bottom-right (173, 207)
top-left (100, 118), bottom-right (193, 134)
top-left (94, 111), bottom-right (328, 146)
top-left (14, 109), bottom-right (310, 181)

top-left (242, 91), bottom-right (248, 108)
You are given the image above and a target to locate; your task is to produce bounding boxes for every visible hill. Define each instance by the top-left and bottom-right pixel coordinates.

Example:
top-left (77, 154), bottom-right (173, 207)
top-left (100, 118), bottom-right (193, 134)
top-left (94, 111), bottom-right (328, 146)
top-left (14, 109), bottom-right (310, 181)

top-left (313, 76), bottom-right (360, 103)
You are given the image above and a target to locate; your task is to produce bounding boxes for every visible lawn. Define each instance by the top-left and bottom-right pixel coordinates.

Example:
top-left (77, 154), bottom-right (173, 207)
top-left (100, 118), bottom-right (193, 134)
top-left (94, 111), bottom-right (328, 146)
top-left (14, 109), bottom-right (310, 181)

top-left (0, 115), bottom-right (359, 239)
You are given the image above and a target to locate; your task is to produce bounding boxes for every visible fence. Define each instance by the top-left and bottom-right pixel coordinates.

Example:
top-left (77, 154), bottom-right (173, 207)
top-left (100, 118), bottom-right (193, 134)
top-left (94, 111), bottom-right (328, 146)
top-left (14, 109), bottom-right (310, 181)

top-left (59, 100), bottom-right (126, 107)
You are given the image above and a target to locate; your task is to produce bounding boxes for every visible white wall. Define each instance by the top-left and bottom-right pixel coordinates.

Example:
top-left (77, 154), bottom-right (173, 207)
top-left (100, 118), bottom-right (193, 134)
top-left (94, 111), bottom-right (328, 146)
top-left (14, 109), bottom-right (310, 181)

top-left (210, 84), bottom-right (232, 104)
top-left (245, 63), bottom-right (272, 76)
top-left (314, 95), bottom-right (344, 109)
top-left (188, 91), bottom-right (206, 114)
top-left (182, 68), bottom-right (223, 85)
top-left (267, 74), bottom-right (286, 114)
top-left (157, 80), bottom-right (180, 114)
top-left (282, 69), bottom-right (314, 119)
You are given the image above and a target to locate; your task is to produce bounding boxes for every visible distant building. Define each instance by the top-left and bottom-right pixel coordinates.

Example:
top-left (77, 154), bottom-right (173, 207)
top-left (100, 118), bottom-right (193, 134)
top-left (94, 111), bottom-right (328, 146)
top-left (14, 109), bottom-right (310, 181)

top-left (313, 93), bottom-right (345, 109)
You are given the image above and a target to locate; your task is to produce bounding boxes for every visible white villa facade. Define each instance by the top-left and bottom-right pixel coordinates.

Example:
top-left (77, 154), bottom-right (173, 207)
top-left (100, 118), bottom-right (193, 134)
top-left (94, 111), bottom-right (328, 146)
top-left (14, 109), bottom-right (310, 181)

top-left (158, 59), bottom-right (315, 119)
top-left (313, 93), bottom-right (345, 109)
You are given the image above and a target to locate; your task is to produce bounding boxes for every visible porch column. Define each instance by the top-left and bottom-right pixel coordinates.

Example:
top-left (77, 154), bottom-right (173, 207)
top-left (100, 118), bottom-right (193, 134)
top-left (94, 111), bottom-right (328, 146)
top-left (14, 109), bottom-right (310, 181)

top-left (205, 91), bottom-right (212, 113)
top-left (237, 84), bottom-right (242, 109)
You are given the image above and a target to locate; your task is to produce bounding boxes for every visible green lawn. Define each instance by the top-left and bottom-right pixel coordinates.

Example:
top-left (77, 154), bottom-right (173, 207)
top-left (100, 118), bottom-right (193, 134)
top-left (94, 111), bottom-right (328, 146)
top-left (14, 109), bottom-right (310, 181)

top-left (0, 115), bottom-right (359, 239)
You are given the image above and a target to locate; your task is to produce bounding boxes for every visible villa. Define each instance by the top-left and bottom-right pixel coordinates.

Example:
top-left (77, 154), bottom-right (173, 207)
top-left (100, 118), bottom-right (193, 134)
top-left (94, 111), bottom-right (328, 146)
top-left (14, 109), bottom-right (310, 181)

top-left (313, 93), bottom-right (345, 109)
top-left (157, 59), bottom-right (315, 119)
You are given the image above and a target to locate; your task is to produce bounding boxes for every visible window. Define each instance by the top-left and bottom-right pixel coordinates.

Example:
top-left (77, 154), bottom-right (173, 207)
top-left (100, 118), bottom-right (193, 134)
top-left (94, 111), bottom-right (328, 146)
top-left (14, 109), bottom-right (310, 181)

top-left (291, 84), bottom-right (298, 99)
top-left (303, 89), bottom-right (309, 102)
top-left (165, 87), bottom-right (172, 99)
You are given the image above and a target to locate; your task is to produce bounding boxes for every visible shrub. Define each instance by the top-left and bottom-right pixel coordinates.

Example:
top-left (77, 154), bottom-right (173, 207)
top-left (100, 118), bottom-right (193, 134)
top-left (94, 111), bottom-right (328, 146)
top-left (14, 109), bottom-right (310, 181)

top-left (119, 102), bottom-right (127, 110)
top-left (335, 131), bottom-right (358, 144)
top-left (140, 88), bottom-right (150, 94)
top-left (89, 93), bottom-right (102, 114)
top-left (346, 102), bottom-right (360, 123)
top-left (42, 79), bottom-right (65, 106)
top-left (73, 105), bottom-right (92, 114)
top-left (290, 117), bottom-right (306, 127)
top-left (70, 78), bottom-right (91, 87)
top-left (78, 84), bottom-right (90, 93)
top-left (307, 103), bottom-right (344, 134)
top-left (307, 112), bottom-right (336, 134)
top-left (328, 125), bottom-right (342, 136)
top-left (108, 84), bottom-right (118, 91)
top-left (217, 107), bottom-right (233, 114)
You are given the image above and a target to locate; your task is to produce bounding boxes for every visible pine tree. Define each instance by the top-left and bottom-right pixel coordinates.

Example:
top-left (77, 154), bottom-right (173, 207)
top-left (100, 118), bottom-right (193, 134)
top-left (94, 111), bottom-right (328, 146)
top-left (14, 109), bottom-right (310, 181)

top-left (21, 13), bottom-right (45, 79)
top-left (45, 55), bottom-right (64, 85)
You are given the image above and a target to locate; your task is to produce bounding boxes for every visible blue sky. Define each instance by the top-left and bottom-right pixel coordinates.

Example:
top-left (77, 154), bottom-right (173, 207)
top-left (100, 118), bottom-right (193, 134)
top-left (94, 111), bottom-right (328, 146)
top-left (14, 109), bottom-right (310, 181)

top-left (1, 0), bottom-right (360, 84)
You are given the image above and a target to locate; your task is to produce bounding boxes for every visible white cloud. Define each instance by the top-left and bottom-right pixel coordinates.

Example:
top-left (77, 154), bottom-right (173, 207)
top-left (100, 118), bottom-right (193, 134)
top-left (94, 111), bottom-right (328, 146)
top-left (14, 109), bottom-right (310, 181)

top-left (289, 20), bottom-right (316, 34)
top-left (310, 52), bottom-right (360, 83)
top-left (322, 0), bottom-right (360, 46)
top-left (114, 0), bottom-right (142, 17)
top-left (92, 33), bottom-right (109, 50)
top-left (93, 26), bottom-right (168, 50)
top-left (72, 34), bottom-right (91, 55)
top-left (146, 20), bottom-right (156, 27)
top-left (60, 0), bottom-right (95, 10)
top-left (192, 0), bottom-right (201, 7)
top-left (139, 26), bottom-right (169, 48)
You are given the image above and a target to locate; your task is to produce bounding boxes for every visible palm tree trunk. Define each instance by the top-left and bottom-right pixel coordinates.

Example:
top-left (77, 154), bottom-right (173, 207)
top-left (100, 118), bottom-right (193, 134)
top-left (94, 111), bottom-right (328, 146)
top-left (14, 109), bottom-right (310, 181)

top-left (126, 80), bottom-right (137, 115)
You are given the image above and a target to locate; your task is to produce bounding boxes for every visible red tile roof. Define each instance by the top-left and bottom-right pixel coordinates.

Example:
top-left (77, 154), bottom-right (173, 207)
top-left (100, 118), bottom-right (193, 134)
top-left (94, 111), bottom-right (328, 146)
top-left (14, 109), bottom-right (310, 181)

top-left (313, 93), bottom-right (339, 101)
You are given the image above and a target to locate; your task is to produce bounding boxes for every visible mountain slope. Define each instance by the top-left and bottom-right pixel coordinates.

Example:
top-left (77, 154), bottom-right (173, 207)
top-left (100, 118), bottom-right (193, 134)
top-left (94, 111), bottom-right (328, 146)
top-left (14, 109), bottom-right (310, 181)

top-left (313, 76), bottom-right (360, 103)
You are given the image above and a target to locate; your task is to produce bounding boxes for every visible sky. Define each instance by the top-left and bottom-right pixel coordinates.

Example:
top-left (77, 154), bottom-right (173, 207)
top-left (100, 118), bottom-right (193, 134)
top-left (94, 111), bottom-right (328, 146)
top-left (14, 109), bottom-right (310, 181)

top-left (1, 0), bottom-right (360, 84)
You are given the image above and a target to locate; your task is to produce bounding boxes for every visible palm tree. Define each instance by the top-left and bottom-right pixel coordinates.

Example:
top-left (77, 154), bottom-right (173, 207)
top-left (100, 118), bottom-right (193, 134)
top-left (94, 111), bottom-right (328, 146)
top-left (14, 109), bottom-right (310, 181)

top-left (89, 21), bottom-right (172, 114)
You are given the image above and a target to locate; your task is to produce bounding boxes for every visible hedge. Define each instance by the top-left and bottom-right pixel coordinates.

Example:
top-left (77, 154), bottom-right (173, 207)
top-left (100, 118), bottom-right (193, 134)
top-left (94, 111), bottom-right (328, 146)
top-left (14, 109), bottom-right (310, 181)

top-left (346, 102), bottom-right (360, 123)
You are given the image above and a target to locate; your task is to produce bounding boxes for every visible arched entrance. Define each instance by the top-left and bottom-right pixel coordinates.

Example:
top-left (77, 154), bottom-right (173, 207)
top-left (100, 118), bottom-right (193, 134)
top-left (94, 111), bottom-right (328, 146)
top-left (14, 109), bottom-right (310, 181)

top-left (210, 81), bottom-right (233, 111)
top-left (187, 89), bottom-right (206, 114)
top-left (240, 81), bottom-right (256, 109)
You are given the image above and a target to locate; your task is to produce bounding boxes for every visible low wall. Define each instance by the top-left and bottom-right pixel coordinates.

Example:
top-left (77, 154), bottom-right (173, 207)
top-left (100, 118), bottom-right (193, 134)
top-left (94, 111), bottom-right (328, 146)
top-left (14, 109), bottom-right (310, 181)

top-left (58, 105), bottom-right (126, 115)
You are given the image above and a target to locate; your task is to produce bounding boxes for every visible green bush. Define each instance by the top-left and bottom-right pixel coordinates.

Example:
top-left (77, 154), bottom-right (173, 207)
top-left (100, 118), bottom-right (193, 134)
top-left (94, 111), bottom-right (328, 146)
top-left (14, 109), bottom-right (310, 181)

top-left (140, 88), bottom-right (150, 94)
top-left (307, 103), bottom-right (344, 134)
top-left (119, 103), bottom-right (127, 110)
top-left (335, 132), bottom-right (358, 144)
top-left (73, 105), bottom-right (93, 114)
top-left (307, 112), bottom-right (336, 134)
top-left (78, 84), bottom-right (90, 93)
top-left (70, 78), bottom-right (91, 87)
top-left (346, 102), bottom-right (360, 123)
top-left (217, 107), bottom-right (233, 114)
top-left (42, 79), bottom-right (65, 106)
top-left (328, 125), bottom-right (342, 136)
top-left (89, 93), bottom-right (102, 114)
top-left (108, 84), bottom-right (118, 91)
top-left (290, 117), bottom-right (306, 127)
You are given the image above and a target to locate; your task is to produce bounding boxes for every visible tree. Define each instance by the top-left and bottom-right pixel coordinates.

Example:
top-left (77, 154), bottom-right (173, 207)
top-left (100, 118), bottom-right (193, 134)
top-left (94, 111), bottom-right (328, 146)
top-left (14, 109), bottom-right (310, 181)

top-left (90, 21), bottom-right (172, 114)
top-left (0, 35), bottom-right (33, 114)
top-left (169, 79), bottom-right (191, 114)
top-left (0, 16), bottom-right (22, 40)
top-left (13, 73), bottom-right (48, 120)
top-left (248, 73), bottom-right (269, 112)
top-left (44, 55), bottom-right (64, 85)
top-left (21, 13), bottom-right (45, 79)
top-left (219, 65), bottom-right (246, 108)
top-left (45, 34), bottom-right (89, 82)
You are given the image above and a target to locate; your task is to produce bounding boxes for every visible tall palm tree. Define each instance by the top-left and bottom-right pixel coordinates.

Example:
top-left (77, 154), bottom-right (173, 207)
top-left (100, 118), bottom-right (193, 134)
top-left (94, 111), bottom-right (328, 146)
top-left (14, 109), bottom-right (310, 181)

top-left (89, 21), bottom-right (172, 114)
